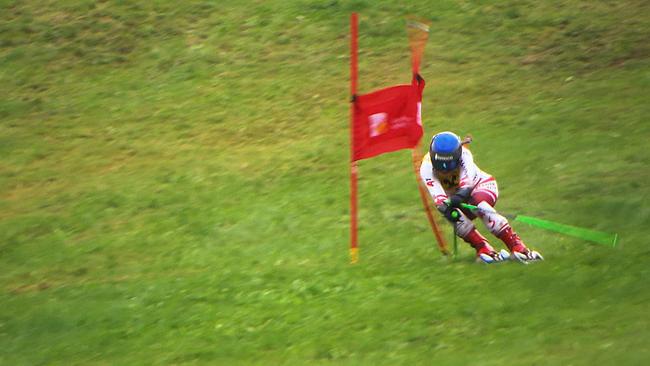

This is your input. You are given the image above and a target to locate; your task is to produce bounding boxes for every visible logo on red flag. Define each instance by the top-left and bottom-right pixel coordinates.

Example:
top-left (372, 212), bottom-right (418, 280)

top-left (368, 113), bottom-right (389, 137)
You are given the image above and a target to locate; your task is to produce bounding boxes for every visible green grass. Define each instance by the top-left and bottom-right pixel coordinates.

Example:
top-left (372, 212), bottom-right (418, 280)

top-left (1, 0), bottom-right (649, 364)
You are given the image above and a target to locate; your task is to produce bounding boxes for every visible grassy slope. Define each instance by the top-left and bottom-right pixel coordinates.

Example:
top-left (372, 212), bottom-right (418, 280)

top-left (1, 0), bottom-right (649, 364)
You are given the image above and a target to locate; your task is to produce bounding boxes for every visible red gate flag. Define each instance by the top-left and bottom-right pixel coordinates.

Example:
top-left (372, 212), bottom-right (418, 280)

top-left (348, 13), bottom-right (445, 264)
top-left (352, 75), bottom-right (425, 161)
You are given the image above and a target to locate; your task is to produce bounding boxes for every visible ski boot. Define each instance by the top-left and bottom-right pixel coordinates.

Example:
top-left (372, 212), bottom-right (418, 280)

top-left (499, 226), bottom-right (543, 263)
top-left (476, 243), bottom-right (510, 264)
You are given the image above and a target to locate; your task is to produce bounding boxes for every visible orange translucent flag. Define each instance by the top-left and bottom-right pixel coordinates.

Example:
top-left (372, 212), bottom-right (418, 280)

top-left (406, 17), bottom-right (431, 74)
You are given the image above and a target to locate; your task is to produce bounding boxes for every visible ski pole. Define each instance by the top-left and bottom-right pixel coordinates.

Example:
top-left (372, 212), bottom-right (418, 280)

top-left (456, 202), bottom-right (618, 247)
top-left (453, 218), bottom-right (458, 258)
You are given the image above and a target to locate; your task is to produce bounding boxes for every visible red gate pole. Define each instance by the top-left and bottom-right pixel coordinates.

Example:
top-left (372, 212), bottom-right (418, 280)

top-left (349, 13), bottom-right (359, 264)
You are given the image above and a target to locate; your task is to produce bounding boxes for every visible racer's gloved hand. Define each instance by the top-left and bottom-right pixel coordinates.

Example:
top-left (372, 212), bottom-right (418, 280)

top-left (448, 194), bottom-right (464, 208)
top-left (448, 187), bottom-right (472, 208)
top-left (444, 205), bottom-right (461, 222)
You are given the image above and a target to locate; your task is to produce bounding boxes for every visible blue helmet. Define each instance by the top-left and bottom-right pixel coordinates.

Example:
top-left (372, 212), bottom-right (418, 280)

top-left (429, 131), bottom-right (462, 172)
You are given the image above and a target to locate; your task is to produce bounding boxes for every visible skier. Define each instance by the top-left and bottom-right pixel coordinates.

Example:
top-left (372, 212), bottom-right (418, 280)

top-left (420, 131), bottom-right (543, 263)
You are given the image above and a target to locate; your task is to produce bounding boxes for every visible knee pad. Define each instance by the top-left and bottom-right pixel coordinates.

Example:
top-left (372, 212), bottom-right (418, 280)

top-left (477, 201), bottom-right (509, 235)
top-left (454, 214), bottom-right (475, 238)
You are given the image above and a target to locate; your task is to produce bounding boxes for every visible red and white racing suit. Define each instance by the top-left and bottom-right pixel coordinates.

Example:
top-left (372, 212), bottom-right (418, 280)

top-left (419, 147), bottom-right (511, 242)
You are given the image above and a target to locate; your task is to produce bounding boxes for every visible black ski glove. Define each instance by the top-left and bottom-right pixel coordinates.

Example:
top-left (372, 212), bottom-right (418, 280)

top-left (448, 195), bottom-right (463, 208)
top-left (443, 205), bottom-right (461, 222)
top-left (448, 187), bottom-right (472, 208)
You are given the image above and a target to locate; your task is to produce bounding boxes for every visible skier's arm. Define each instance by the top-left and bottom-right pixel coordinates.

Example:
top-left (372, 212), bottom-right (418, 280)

top-left (440, 148), bottom-right (477, 208)
top-left (421, 155), bottom-right (463, 222)
top-left (420, 154), bottom-right (447, 207)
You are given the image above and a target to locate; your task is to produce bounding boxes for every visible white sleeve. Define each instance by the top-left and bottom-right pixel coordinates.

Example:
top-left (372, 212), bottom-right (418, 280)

top-left (420, 154), bottom-right (448, 208)
top-left (459, 148), bottom-right (479, 189)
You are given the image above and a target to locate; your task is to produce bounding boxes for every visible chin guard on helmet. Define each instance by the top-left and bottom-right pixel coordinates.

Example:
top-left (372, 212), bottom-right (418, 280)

top-left (429, 131), bottom-right (462, 172)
